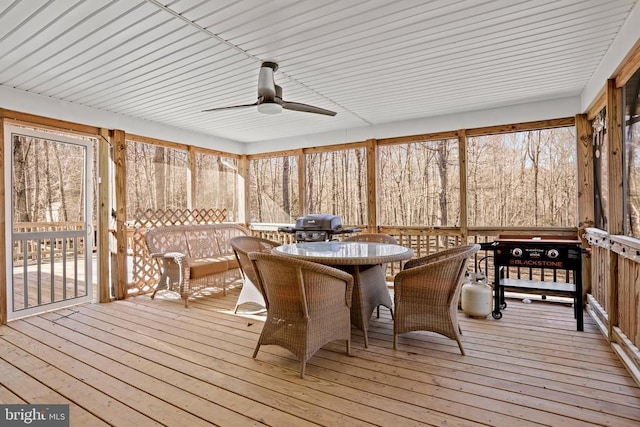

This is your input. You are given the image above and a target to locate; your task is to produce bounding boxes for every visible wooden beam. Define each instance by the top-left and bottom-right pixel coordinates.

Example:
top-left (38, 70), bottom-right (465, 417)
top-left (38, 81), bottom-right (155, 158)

top-left (126, 134), bottom-right (240, 159)
top-left (0, 118), bottom-right (6, 324)
top-left (575, 114), bottom-right (594, 301)
top-left (248, 149), bottom-right (300, 160)
top-left (615, 39), bottom-right (640, 88)
top-left (377, 130), bottom-right (459, 146)
top-left (458, 130), bottom-right (468, 240)
top-left (112, 129), bottom-right (127, 300)
top-left (366, 139), bottom-right (377, 231)
top-left (586, 88), bottom-right (606, 121)
top-left (465, 117), bottom-right (575, 137)
top-left (0, 108), bottom-right (99, 136)
top-left (98, 129), bottom-right (112, 303)
top-left (302, 141), bottom-right (367, 154)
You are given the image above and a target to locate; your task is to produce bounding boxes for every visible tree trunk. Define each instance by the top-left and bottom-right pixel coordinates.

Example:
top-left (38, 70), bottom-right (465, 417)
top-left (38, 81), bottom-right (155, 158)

top-left (12, 135), bottom-right (31, 222)
top-left (45, 141), bottom-right (55, 222)
top-left (52, 143), bottom-right (69, 221)
top-left (282, 156), bottom-right (290, 217)
top-left (154, 146), bottom-right (166, 210)
top-left (436, 141), bottom-right (448, 226)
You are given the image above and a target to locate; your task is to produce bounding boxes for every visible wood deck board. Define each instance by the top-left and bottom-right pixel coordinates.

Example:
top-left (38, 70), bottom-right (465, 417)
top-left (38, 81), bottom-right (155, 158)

top-left (109, 294), bottom-right (640, 424)
top-left (0, 336), bottom-right (154, 426)
top-left (69, 302), bottom-right (466, 427)
top-left (1, 324), bottom-right (211, 426)
top-left (0, 288), bottom-right (639, 426)
top-left (116, 298), bottom-right (640, 425)
top-left (13, 315), bottom-right (273, 427)
top-left (35, 309), bottom-right (340, 427)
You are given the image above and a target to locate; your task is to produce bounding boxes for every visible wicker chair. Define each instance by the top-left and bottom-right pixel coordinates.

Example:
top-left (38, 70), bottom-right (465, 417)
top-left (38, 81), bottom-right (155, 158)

top-left (343, 232), bottom-right (398, 318)
top-left (230, 236), bottom-right (279, 313)
top-left (249, 252), bottom-right (354, 378)
top-left (393, 244), bottom-right (480, 354)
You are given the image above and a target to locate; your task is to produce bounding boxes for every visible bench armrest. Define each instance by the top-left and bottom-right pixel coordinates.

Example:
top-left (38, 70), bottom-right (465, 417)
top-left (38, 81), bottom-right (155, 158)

top-left (150, 251), bottom-right (187, 260)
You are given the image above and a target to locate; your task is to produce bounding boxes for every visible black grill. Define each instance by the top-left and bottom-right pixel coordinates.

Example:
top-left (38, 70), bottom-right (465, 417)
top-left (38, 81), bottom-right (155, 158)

top-left (486, 234), bottom-right (584, 331)
top-left (278, 214), bottom-right (360, 242)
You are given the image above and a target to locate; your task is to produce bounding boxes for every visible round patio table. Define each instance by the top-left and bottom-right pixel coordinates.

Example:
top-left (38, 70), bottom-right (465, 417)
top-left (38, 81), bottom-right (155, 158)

top-left (273, 241), bottom-right (413, 348)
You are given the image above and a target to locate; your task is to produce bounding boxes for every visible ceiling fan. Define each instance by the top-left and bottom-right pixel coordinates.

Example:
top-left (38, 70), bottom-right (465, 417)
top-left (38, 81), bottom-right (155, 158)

top-left (202, 62), bottom-right (337, 116)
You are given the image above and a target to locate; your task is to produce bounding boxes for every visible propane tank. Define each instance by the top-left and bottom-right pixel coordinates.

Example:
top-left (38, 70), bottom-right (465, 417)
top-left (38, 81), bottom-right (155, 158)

top-left (461, 273), bottom-right (493, 318)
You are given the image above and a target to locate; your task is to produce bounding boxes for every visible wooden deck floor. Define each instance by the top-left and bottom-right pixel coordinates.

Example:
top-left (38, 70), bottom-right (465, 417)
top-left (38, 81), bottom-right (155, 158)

top-left (1, 286), bottom-right (639, 426)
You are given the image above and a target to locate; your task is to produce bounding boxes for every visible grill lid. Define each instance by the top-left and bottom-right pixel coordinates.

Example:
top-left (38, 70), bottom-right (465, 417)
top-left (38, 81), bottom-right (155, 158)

top-left (295, 214), bottom-right (342, 231)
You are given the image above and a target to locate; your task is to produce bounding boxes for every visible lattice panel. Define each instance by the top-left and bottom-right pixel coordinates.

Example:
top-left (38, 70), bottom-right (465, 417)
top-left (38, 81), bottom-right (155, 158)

top-left (126, 208), bottom-right (227, 296)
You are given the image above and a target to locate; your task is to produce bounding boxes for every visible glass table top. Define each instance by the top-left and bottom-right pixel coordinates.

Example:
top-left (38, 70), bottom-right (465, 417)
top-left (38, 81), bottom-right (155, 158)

top-left (273, 241), bottom-right (412, 263)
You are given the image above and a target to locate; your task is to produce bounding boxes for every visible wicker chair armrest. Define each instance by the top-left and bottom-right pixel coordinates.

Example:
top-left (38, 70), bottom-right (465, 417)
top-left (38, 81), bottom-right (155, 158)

top-left (394, 244), bottom-right (480, 301)
top-left (301, 260), bottom-right (355, 309)
top-left (403, 251), bottom-right (451, 270)
top-left (403, 244), bottom-right (480, 270)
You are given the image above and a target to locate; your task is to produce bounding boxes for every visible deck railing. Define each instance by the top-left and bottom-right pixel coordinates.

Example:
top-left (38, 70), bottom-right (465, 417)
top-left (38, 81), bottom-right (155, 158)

top-left (249, 223), bottom-right (580, 284)
top-left (584, 228), bottom-right (640, 385)
top-left (12, 222), bottom-right (90, 266)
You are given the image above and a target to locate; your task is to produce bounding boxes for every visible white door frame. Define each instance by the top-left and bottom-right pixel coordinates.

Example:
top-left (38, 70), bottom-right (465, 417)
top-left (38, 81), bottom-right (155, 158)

top-left (4, 125), bottom-right (94, 320)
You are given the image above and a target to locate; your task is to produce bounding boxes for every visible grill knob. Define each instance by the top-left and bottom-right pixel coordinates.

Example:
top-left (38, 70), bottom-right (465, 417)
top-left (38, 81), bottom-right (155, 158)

top-left (547, 249), bottom-right (559, 259)
top-left (511, 247), bottom-right (523, 257)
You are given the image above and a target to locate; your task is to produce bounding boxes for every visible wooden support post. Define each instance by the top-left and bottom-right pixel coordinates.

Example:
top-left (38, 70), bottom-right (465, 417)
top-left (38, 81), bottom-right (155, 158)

top-left (0, 118), bottom-right (6, 324)
top-left (575, 114), bottom-right (594, 301)
top-left (606, 79), bottom-right (623, 339)
top-left (187, 145), bottom-right (196, 209)
top-left (298, 149), bottom-right (306, 216)
top-left (366, 139), bottom-right (377, 232)
top-left (112, 129), bottom-right (127, 300)
top-left (458, 130), bottom-right (468, 241)
top-left (238, 155), bottom-right (249, 225)
top-left (98, 128), bottom-right (112, 303)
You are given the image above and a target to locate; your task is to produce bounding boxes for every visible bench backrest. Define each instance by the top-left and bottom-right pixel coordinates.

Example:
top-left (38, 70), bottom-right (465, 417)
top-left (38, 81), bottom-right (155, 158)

top-left (145, 224), bottom-right (249, 258)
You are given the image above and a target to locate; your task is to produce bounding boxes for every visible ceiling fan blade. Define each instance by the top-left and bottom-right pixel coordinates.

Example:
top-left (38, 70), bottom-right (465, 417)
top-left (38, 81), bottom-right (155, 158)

top-left (282, 101), bottom-right (337, 116)
top-left (258, 62), bottom-right (277, 100)
top-left (202, 102), bottom-right (258, 112)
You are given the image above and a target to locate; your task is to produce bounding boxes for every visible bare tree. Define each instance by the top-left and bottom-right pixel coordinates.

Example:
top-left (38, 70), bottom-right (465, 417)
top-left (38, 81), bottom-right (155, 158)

top-left (12, 135), bottom-right (31, 222)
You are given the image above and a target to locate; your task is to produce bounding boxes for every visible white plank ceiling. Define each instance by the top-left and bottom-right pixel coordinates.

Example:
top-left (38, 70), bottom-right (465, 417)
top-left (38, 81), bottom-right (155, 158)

top-left (0, 0), bottom-right (637, 143)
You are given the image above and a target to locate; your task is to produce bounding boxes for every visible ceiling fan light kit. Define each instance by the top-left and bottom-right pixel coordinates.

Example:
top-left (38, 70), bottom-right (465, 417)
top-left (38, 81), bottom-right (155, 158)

top-left (257, 102), bottom-right (283, 114)
top-left (203, 62), bottom-right (336, 116)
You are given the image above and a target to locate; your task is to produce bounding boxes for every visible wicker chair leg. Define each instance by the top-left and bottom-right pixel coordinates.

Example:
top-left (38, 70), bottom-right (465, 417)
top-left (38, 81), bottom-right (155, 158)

top-left (300, 361), bottom-right (306, 378)
top-left (346, 339), bottom-right (352, 356)
top-left (183, 297), bottom-right (189, 308)
top-left (252, 343), bottom-right (261, 359)
top-left (456, 339), bottom-right (465, 356)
